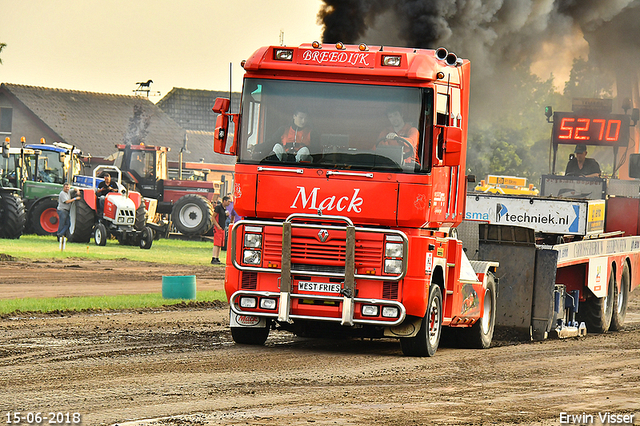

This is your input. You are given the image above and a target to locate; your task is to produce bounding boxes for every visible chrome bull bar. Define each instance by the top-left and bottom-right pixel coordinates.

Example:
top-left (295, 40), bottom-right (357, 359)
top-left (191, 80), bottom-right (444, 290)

top-left (230, 290), bottom-right (407, 327)
top-left (230, 213), bottom-right (408, 327)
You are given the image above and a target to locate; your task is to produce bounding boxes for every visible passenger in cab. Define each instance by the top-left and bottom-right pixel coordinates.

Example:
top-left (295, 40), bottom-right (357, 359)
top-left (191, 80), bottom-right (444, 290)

top-left (271, 108), bottom-right (313, 162)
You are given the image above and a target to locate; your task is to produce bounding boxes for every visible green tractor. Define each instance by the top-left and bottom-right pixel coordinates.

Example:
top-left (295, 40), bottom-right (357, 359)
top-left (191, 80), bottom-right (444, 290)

top-left (0, 138), bottom-right (29, 238)
top-left (0, 137), bottom-right (84, 239)
top-left (22, 141), bottom-right (83, 236)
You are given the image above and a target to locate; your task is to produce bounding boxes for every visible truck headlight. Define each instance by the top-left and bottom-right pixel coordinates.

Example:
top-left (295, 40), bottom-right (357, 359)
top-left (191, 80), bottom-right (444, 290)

top-left (239, 296), bottom-right (257, 308)
top-left (385, 242), bottom-right (403, 258)
top-left (244, 233), bottom-right (262, 248)
top-left (260, 298), bottom-right (277, 310)
top-left (384, 259), bottom-right (402, 274)
top-left (361, 305), bottom-right (379, 317)
top-left (243, 250), bottom-right (261, 265)
top-left (382, 306), bottom-right (400, 318)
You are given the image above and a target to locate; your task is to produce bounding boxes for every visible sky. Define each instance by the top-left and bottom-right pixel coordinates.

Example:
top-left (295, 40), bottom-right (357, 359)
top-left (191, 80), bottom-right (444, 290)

top-left (0, 0), bottom-right (324, 102)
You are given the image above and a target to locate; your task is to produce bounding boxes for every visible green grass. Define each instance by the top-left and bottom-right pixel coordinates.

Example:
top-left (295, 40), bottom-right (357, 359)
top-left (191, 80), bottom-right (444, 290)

top-left (0, 235), bottom-right (229, 315)
top-left (0, 291), bottom-right (228, 315)
top-left (0, 234), bottom-right (226, 265)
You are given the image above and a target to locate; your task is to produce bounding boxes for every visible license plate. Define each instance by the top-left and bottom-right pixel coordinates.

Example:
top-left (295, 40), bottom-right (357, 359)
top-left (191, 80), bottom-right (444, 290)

top-left (297, 281), bottom-right (341, 293)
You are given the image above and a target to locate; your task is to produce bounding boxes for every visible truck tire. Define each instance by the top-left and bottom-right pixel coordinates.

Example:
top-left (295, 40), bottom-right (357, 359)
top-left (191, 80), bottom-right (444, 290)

top-left (0, 192), bottom-right (27, 239)
top-left (69, 199), bottom-right (95, 243)
top-left (579, 268), bottom-right (615, 333)
top-left (135, 204), bottom-right (146, 231)
top-left (94, 223), bottom-right (108, 246)
top-left (30, 198), bottom-right (59, 235)
top-left (171, 194), bottom-right (214, 237)
top-left (400, 285), bottom-right (442, 357)
top-left (459, 274), bottom-right (496, 349)
top-left (610, 263), bottom-right (630, 331)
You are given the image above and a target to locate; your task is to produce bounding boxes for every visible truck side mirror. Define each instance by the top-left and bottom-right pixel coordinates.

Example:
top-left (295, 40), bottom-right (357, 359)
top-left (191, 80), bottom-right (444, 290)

top-left (213, 114), bottom-right (229, 154)
top-left (629, 154), bottom-right (640, 179)
top-left (212, 97), bottom-right (230, 114)
top-left (442, 127), bottom-right (463, 166)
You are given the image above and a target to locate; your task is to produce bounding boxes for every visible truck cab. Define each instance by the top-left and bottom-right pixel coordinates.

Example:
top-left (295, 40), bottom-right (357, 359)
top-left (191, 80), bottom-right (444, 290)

top-left (214, 43), bottom-right (497, 356)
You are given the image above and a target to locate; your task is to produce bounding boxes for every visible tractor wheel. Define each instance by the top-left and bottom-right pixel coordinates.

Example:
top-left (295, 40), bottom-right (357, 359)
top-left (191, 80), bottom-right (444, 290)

top-left (0, 192), bottom-right (27, 239)
top-left (68, 199), bottom-right (95, 243)
top-left (458, 274), bottom-right (496, 349)
top-left (171, 194), bottom-right (214, 237)
top-left (135, 204), bottom-right (146, 231)
top-left (30, 197), bottom-right (59, 235)
top-left (578, 267), bottom-right (615, 333)
top-left (400, 285), bottom-right (442, 357)
top-left (139, 227), bottom-right (153, 249)
top-left (610, 263), bottom-right (630, 331)
top-left (94, 223), bottom-right (108, 246)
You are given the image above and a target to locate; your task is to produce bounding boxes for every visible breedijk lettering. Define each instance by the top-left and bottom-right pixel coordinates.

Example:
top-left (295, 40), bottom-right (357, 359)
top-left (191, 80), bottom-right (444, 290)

top-left (290, 187), bottom-right (363, 213)
top-left (301, 50), bottom-right (372, 66)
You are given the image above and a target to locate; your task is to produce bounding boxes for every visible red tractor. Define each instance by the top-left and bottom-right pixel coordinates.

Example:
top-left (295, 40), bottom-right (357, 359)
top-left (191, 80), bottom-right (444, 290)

top-left (113, 144), bottom-right (218, 237)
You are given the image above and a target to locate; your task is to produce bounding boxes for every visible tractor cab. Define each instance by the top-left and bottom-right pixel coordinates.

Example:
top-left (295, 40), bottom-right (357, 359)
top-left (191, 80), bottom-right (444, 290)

top-left (25, 142), bottom-right (83, 184)
top-left (113, 144), bottom-right (168, 200)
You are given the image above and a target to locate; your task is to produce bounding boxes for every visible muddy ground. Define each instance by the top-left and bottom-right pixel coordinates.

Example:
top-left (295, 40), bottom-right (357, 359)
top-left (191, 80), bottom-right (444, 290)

top-left (0, 257), bottom-right (638, 426)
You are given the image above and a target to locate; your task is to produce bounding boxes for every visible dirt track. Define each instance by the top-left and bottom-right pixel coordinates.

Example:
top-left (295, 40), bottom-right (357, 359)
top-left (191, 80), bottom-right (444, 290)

top-left (0, 257), bottom-right (639, 426)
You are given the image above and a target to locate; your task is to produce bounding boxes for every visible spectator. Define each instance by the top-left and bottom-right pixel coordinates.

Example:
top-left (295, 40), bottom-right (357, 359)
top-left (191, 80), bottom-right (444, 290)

top-left (211, 196), bottom-right (231, 264)
top-left (57, 182), bottom-right (80, 241)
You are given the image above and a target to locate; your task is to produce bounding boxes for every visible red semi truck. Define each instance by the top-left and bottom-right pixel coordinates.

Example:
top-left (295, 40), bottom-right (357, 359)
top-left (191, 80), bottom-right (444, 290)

top-left (212, 42), bottom-right (497, 356)
top-left (212, 43), bottom-right (640, 356)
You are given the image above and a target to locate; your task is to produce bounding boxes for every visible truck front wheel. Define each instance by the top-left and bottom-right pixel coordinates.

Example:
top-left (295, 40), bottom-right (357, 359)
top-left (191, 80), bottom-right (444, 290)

top-left (610, 263), bottom-right (630, 331)
top-left (230, 324), bottom-right (270, 345)
top-left (579, 268), bottom-right (615, 333)
top-left (400, 284), bottom-right (442, 357)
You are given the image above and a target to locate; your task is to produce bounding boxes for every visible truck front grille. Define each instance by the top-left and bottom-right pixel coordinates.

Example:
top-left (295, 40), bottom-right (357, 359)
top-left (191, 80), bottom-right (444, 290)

top-left (263, 227), bottom-right (383, 271)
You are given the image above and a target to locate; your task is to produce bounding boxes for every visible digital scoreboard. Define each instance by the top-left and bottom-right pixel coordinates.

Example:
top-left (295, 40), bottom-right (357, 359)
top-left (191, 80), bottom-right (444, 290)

top-left (552, 112), bottom-right (630, 146)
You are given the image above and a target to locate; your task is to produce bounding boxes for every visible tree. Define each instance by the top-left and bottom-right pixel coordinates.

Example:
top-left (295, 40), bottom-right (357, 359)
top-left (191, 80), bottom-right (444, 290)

top-left (0, 43), bottom-right (6, 65)
top-left (466, 65), bottom-right (564, 184)
top-left (563, 57), bottom-right (614, 100)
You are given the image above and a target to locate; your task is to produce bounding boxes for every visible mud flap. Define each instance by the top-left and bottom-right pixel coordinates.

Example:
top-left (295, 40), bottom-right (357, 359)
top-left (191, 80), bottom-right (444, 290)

top-left (230, 311), bottom-right (268, 328)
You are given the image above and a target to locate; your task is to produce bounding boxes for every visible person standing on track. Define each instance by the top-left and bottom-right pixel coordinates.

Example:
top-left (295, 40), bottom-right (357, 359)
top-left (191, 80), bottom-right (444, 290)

top-left (211, 196), bottom-right (231, 264)
top-left (57, 182), bottom-right (80, 241)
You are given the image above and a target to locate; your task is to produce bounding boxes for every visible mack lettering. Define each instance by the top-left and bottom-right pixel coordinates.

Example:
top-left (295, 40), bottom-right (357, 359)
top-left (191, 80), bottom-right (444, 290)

top-left (290, 187), bottom-right (363, 213)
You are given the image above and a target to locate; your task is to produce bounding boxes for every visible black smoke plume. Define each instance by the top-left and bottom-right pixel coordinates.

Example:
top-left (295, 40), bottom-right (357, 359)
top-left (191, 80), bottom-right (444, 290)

top-left (318, 0), bottom-right (640, 110)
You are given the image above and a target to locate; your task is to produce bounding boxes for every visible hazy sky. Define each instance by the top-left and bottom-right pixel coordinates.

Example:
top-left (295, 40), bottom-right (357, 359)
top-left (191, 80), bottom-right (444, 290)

top-left (0, 0), bottom-right (324, 102)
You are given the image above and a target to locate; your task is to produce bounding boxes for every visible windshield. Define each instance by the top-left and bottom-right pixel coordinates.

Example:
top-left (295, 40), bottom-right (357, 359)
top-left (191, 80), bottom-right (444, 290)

top-left (37, 151), bottom-right (66, 183)
top-left (238, 79), bottom-right (432, 173)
